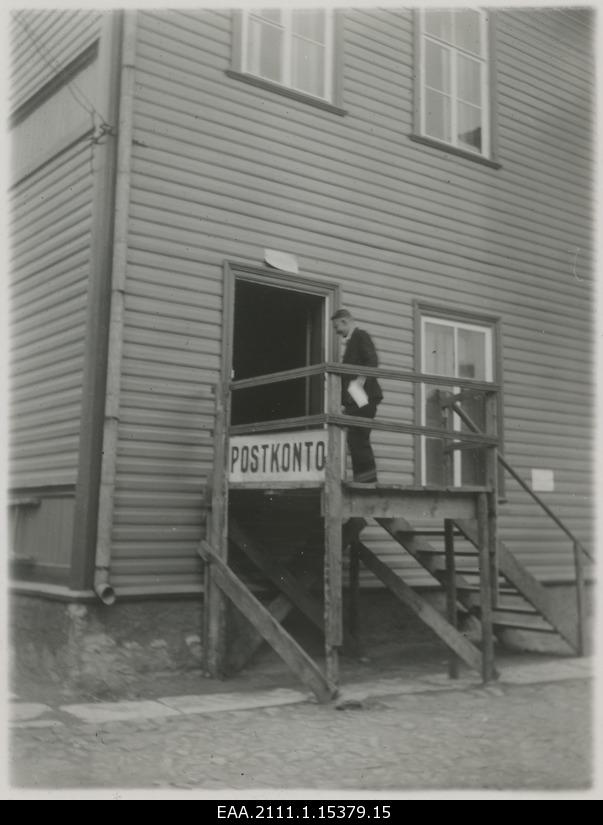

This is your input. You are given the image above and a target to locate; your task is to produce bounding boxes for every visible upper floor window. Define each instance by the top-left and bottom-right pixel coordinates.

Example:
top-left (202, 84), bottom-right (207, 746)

top-left (238, 8), bottom-right (335, 103)
top-left (417, 8), bottom-right (492, 159)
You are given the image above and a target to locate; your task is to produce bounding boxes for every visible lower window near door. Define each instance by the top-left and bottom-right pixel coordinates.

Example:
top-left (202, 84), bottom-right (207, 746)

top-left (415, 303), bottom-right (502, 489)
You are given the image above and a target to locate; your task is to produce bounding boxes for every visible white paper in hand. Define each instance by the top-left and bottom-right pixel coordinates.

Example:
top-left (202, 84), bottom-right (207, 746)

top-left (348, 378), bottom-right (369, 408)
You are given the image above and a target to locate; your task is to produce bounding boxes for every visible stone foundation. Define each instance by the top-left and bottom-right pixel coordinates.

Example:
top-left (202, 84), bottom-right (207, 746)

top-left (11, 588), bottom-right (444, 696)
top-left (11, 594), bottom-right (204, 697)
top-left (11, 582), bottom-right (593, 697)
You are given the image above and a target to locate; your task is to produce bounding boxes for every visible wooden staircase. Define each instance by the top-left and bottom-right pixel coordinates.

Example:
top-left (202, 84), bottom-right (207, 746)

top-left (200, 480), bottom-right (588, 703)
top-left (368, 514), bottom-right (581, 655)
top-left (455, 519), bottom-right (580, 649)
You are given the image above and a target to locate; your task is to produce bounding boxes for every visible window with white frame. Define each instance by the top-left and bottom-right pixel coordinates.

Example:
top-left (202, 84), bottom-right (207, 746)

top-left (418, 8), bottom-right (491, 157)
top-left (420, 314), bottom-right (496, 487)
top-left (240, 8), bottom-right (335, 102)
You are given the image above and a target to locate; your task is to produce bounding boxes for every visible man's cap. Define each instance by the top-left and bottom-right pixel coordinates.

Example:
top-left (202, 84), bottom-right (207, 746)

top-left (331, 308), bottom-right (353, 321)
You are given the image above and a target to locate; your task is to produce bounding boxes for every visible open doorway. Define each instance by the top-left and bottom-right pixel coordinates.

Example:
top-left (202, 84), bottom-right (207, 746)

top-left (222, 266), bottom-right (340, 674)
top-left (231, 278), bottom-right (328, 427)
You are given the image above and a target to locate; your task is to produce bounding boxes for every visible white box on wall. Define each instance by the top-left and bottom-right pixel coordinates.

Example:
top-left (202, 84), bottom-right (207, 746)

top-left (531, 469), bottom-right (555, 492)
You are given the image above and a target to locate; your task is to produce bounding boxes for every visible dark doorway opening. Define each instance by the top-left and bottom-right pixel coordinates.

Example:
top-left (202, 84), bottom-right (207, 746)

top-left (231, 280), bottom-right (326, 427)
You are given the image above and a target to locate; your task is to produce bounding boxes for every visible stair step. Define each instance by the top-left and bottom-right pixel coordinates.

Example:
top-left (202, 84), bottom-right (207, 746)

top-left (491, 613), bottom-right (557, 633)
top-left (419, 550), bottom-right (479, 558)
top-left (496, 598), bottom-right (537, 611)
top-left (454, 573), bottom-right (511, 586)
top-left (454, 519), bottom-right (581, 652)
top-left (395, 529), bottom-right (463, 537)
top-left (490, 605), bottom-right (538, 616)
top-left (457, 584), bottom-right (518, 596)
top-left (473, 604), bottom-right (539, 617)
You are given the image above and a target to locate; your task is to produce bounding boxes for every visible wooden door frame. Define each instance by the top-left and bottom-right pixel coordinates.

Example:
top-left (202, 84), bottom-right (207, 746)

top-left (204, 260), bottom-right (341, 676)
top-left (224, 262), bottom-right (342, 369)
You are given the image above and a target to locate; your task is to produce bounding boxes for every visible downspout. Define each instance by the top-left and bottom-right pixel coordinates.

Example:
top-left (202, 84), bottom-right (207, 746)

top-left (94, 9), bottom-right (138, 605)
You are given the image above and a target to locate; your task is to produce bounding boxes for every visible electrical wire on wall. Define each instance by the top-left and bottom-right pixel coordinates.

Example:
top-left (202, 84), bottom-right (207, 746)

top-left (11, 10), bottom-right (117, 177)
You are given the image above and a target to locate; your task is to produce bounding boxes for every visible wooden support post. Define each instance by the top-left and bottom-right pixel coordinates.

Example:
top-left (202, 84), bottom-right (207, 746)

top-left (203, 384), bottom-right (230, 677)
top-left (573, 541), bottom-right (586, 656)
top-left (485, 393), bottom-right (499, 609)
top-left (440, 390), bottom-right (453, 486)
top-left (488, 491), bottom-right (498, 610)
top-left (324, 371), bottom-right (343, 690)
top-left (444, 519), bottom-right (459, 680)
top-left (348, 540), bottom-right (361, 657)
top-left (477, 493), bottom-right (495, 683)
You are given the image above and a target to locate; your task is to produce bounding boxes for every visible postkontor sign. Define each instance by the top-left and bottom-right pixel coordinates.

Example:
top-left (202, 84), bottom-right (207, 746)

top-left (229, 430), bottom-right (327, 484)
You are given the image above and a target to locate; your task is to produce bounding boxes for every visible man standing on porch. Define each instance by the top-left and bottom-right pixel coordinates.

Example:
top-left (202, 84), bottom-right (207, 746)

top-left (331, 309), bottom-right (383, 483)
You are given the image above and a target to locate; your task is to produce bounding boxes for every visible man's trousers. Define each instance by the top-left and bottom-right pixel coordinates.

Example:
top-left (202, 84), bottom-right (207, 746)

top-left (344, 402), bottom-right (378, 483)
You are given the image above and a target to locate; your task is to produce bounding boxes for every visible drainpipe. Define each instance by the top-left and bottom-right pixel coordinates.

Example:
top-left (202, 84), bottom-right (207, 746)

top-left (94, 9), bottom-right (138, 606)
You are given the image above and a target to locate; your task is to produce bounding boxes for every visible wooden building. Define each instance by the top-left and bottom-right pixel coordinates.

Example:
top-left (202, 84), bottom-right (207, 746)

top-left (9, 7), bottom-right (594, 697)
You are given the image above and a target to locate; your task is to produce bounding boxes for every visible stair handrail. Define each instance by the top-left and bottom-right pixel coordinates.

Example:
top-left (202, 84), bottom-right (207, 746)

top-left (449, 399), bottom-right (591, 656)
top-left (448, 400), bottom-right (592, 563)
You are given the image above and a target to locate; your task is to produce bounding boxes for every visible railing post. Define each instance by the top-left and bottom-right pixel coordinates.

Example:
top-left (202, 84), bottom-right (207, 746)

top-left (348, 540), bottom-right (361, 657)
top-left (439, 390), bottom-right (453, 487)
top-left (324, 369), bottom-right (343, 691)
top-left (444, 519), bottom-right (459, 679)
top-left (485, 391), bottom-right (499, 608)
top-left (478, 493), bottom-right (495, 683)
top-left (487, 492), bottom-right (498, 610)
top-left (204, 384), bottom-right (230, 677)
top-left (573, 541), bottom-right (586, 656)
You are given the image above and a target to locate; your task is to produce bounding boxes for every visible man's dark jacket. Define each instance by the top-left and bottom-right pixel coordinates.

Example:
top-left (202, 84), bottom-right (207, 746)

top-left (342, 327), bottom-right (384, 408)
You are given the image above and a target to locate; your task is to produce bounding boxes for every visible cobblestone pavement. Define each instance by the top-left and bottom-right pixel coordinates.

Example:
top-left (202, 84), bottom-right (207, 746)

top-left (9, 679), bottom-right (592, 794)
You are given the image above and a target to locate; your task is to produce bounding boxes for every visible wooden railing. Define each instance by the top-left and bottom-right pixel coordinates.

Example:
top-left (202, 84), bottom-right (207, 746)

top-left (230, 362), bottom-right (500, 459)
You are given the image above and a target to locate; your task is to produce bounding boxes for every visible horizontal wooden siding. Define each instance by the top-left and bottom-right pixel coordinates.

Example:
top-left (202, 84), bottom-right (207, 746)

top-left (111, 7), bottom-right (593, 590)
top-left (10, 9), bottom-right (101, 111)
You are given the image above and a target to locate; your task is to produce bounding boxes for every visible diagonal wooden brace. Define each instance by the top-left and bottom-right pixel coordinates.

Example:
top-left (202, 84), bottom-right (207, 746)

top-left (229, 520), bottom-right (324, 631)
top-left (198, 541), bottom-right (336, 703)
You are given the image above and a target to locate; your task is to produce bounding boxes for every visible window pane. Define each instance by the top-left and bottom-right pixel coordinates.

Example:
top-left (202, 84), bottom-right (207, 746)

top-left (424, 10), bottom-right (453, 42)
top-left (457, 102), bottom-right (482, 152)
top-left (248, 19), bottom-right (283, 83)
top-left (460, 393), bottom-right (487, 431)
top-left (425, 90), bottom-right (451, 144)
top-left (461, 446), bottom-right (486, 485)
top-left (454, 10), bottom-right (482, 55)
top-left (458, 328), bottom-right (486, 379)
top-left (292, 38), bottom-right (325, 98)
top-left (426, 438), bottom-right (448, 486)
top-left (460, 393), bottom-right (487, 485)
top-left (425, 40), bottom-right (450, 94)
top-left (425, 385), bottom-right (454, 487)
top-left (458, 55), bottom-right (481, 105)
top-left (424, 322), bottom-right (454, 376)
top-left (292, 9), bottom-right (325, 43)
top-left (425, 386), bottom-right (452, 427)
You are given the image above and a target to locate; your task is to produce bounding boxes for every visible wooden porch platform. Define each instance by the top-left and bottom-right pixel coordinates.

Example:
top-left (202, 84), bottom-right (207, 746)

top-left (340, 483), bottom-right (487, 520)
